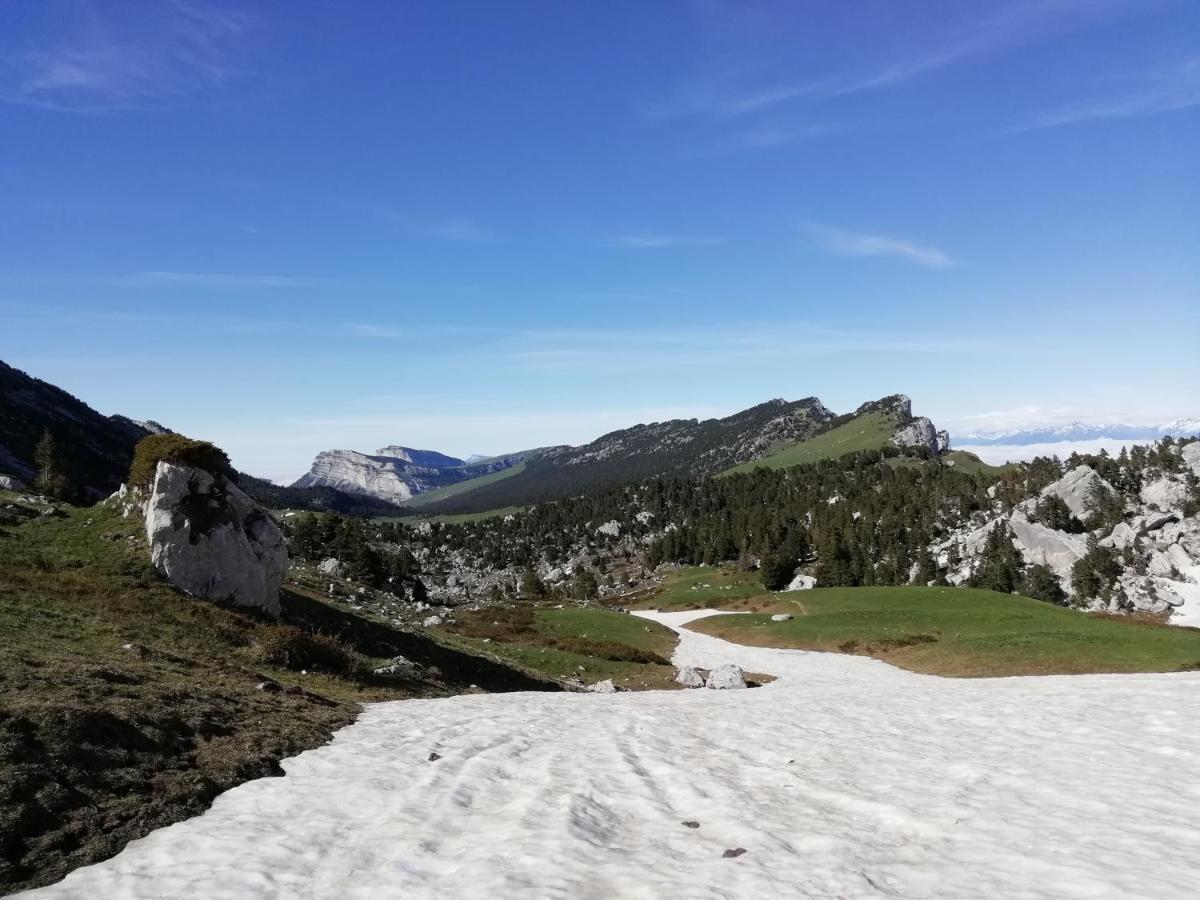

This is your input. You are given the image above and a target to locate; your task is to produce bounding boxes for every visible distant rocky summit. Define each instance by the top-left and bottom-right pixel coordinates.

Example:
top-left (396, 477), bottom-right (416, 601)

top-left (293, 446), bottom-right (542, 505)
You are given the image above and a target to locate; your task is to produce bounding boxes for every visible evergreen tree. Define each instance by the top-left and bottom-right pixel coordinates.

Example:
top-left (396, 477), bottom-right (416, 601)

top-left (33, 430), bottom-right (72, 500)
top-left (1023, 564), bottom-right (1067, 605)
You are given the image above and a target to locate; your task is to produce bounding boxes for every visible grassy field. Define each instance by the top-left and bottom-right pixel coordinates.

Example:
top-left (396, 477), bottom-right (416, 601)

top-left (376, 505), bottom-right (526, 525)
top-left (722, 412), bottom-right (897, 474)
top-left (0, 491), bottom-right (550, 893)
top-left (435, 605), bottom-right (681, 689)
top-left (942, 450), bottom-right (1016, 477)
top-left (402, 462), bottom-right (528, 509)
top-left (687, 585), bottom-right (1200, 677)
top-left (628, 565), bottom-right (769, 611)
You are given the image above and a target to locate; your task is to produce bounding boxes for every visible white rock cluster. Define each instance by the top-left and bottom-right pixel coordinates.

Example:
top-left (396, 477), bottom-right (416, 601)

top-left (933, 453), bottom-right (1200, 623)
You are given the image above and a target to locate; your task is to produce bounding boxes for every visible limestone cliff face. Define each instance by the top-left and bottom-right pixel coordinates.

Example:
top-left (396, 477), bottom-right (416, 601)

top-left (292, 447), bottom-right (538, 505)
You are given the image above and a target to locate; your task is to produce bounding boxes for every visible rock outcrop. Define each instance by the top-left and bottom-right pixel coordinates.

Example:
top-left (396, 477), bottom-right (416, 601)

top-left (891, 417), bottom-right (941, 455)
top-left (675, 667), bottom-right (705, 688)
top-left (145, 462), bottom-right (287, 616)
top-left (933, 457), bottom-right (1200, 623)
top-left (293, 447), bottom-right (539, 505)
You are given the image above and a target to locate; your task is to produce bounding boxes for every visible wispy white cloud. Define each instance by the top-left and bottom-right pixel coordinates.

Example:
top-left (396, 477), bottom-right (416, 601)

top-left (0, 1), bottom-right (255, 113)
top-left (1019, 56), bottom-right (1200, 130)
top-left (343, 323), bottom-right (409, 339)
top-left (375, 208), bottom-right (494, 242)
top-left (661, 0), bottom-right (1127, 121)
top-left (691, 122), bottom-right (844, 157)
top-left (802, 223), bottom-right (955, 269)
top-left (607, 233), bottom-right (724, 249)
top-left (117, 271), bottom-right (327, 289)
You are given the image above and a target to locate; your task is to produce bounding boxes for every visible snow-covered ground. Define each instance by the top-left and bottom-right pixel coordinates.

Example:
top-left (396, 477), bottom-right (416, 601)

top-left (23, 610), bottom-right (1200, 899)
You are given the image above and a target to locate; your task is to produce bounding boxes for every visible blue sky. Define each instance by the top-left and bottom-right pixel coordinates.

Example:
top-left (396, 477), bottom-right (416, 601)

top-left (1, 0), bottom-right (1197, 482)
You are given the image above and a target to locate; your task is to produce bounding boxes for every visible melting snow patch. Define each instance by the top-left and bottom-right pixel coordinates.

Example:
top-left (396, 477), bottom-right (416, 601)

top-left (23, 609), bottom-right (1200, 899)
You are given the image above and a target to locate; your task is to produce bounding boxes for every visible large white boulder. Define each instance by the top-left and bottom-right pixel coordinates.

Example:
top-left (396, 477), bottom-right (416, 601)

top-left (1007, 513), bottom-right (1088, 584)
top-left (705, 664), bottom-right (747, 690)
top-left (1140, 477), bottom-right (1190, 514)
top-left (317, 557), bottom-right (345, 578)
top-left (0, 474), bottom-right (25, 491)
top-left (785, 573), bottom-right (816, 591)
top-left (675, 667), bottom-right (705, 688)
top-left (1034, 465), bottom-right (1114, 521)
top-left (145, 461), bottom-right (287, 617)
top-left (1183, 442), bottom-right (1200, 477)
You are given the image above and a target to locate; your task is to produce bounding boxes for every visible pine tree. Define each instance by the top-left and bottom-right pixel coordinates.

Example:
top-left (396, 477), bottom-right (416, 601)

top-left (33, 430), bottom-right (71, 500)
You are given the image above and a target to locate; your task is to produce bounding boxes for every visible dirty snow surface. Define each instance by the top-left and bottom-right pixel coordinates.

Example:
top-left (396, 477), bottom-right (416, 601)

top-left (25, 610), bottom-right (1200, 899)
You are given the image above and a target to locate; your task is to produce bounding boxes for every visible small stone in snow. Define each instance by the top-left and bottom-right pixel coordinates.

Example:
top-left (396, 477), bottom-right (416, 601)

top-left (428, 751), bottom-right (441, 762)
top-left (681, 820), bottom-right (700, 829)
top-left (722, 847), bottom-right (748, 859)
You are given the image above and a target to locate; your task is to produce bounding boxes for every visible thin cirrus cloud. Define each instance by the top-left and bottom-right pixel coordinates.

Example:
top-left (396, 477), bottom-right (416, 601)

top-left (0, 1), bottom-right (254, 113)
top-left (802, 223), bottom-right (955, 269)
top-left (663, 0), bottom-right (1127, 122)
top-left (1018, 56), bottom-right (1200, 131)
top-left (608, 233), bottom-right (724, 249)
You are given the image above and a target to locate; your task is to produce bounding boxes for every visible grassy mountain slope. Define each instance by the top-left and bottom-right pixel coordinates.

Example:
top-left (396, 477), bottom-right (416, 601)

top-left (418, 398), bottom-right (835, 514)
top-left (0, 491), bottom-right (554, 894)
top-left (687, 585), bottom-right (1200, 677)
top-left (721, 411), bottom-right (897, 474)
top-left (402, 460), bottom-right (529, 509)
top-left (0, 359), bottom-right (152, 497)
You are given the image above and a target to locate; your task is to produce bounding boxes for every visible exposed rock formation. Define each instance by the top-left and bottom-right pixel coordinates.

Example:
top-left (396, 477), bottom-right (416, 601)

top-left (675, 667), bottom-right (705, 688)
top-left (293, 447), bottom-right (538, 505)
top-left (145, 462), bottom-right (287, 616)
top-left (934, 459), bottom-right (1200, 623)
top-left (891, 417), bottom-right (941, 455)
top-left (0, 474), bottom-right (25, 491)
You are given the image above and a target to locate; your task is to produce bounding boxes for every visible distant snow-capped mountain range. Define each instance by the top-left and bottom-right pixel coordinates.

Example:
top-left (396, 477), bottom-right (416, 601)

top-left (952, 420), bottom-right (1200, 446)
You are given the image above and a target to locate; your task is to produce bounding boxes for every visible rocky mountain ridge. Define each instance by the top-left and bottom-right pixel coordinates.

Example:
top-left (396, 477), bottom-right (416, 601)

top-left (0, 359), bottom-right (160, 498)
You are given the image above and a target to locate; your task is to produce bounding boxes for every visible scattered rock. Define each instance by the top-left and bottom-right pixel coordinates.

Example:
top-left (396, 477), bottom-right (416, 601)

top-left (588, 679), bottom-right (618, 694)
top-left (770, 613), bottom-right (793, 622)
top-left (681, 820), bottom-right (701, 829)
top-left (675, 667), bottom-right (705, 688)
top-left (705, 664), bottom-right (747, 690)
top-left (317, 557), bottom-right (345, 578)
top-left (256, 680), bottom-right (282, 693)
top-left (0, 474), bottom-right (26, 491)
top-left (422, 614), bottom-right (445, 628)
top-left (785, 573), bottom-right (816, 591)
top-left (428, 751), bottom-right (442, 762)
top-left (373, 656), bottom-right (420, 678)
top-left (722, 847), bottom-right (748, 859)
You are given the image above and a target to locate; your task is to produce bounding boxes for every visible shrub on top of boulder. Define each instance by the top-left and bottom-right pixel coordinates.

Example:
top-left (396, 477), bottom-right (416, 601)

top-left (129, 433), bottom-right (236, 489)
